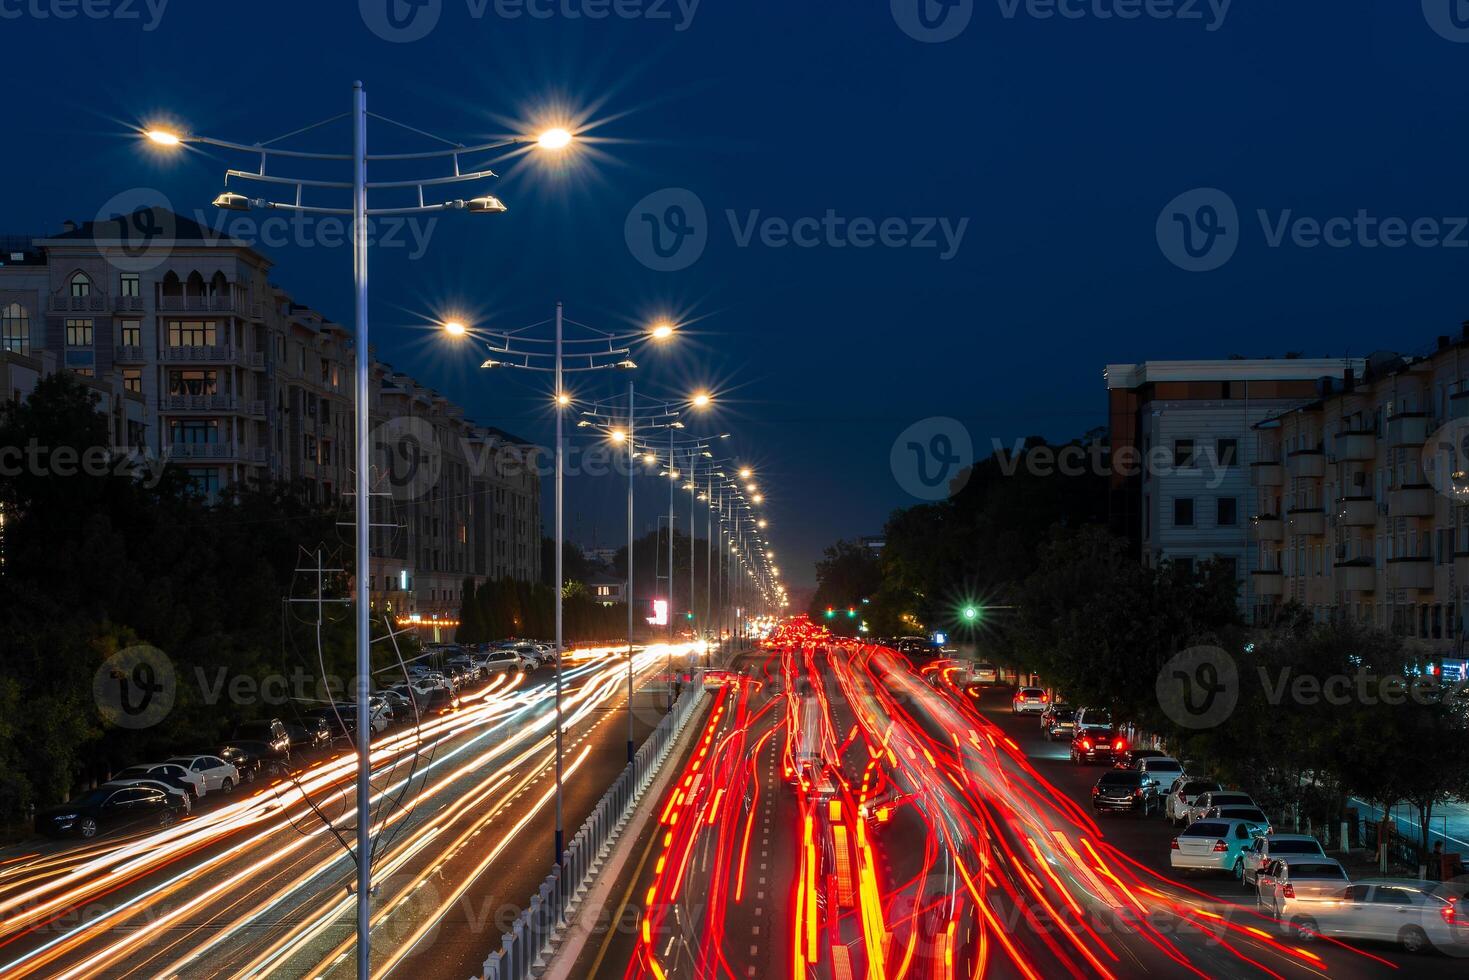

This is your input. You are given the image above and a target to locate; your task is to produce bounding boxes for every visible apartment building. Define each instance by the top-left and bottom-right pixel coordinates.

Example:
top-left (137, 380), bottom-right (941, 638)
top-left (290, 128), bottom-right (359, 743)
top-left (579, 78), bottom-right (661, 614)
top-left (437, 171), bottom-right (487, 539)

top-left (1106, 358), bottom-right (1363, 612)
top-left (0, 209), bottom-right (541, 639)
top-left (1250, 333), bottom-right (1469, 658)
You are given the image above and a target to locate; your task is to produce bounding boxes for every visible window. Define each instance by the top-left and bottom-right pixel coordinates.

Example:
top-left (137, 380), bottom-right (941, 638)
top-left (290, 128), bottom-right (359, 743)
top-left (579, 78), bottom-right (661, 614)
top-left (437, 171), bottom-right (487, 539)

top-left (68, 272), bottom-right (91, 298)
top-left (168, 370), bottom-right (217, 396)
top-left (1217, 497), bottom-right (1238, 526)
top-left (168, 320), bottom-right (217, 347)
top-left (119, 273), bottom-right (140, 297)
top-left (169, 419), bottom-right (219, 444)
top-left (1216, 438), bottom-right (1238, 468)
top-left (0, 303), bottom-right (28, 355)
top-left (123, 369), bottom-right (142, 393)
top-left (119, 319), bottom-right (141, 347)
top-left (65, 318), bottom-right (93, 347)
top-left (184, 467), bottom-right (221, 499)
top-left (1174, 498), bottom-right (1195, 526)
top-left (1174, 439), bottom-right (1196, 468)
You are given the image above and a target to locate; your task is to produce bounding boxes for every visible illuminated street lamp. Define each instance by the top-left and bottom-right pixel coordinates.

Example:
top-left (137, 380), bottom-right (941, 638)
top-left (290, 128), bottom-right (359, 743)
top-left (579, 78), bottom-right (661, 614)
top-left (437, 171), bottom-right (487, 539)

top-left (145, 91), bottom-right (571, 980)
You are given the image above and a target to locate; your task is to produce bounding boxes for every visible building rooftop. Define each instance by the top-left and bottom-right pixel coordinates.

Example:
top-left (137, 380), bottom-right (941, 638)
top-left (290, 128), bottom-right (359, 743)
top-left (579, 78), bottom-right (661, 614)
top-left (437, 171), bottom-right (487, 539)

top-left (1104, 357), bottom-right (1364, 389)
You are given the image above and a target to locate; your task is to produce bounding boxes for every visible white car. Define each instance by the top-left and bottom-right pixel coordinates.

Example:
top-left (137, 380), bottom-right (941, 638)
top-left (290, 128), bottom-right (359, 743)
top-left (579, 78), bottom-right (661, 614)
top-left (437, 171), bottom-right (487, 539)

top-left (1283, 880), bottom-right (1469, 953)
top-left (1170, 818), bottom-right (1259, 879)
top-left (165, 754), bottom-right (242, 795)
top-left (1242, 833), bottom-right (1327, 885)
top-left (115, 762), bottom-right (205, 800)
top-left (1012, 687), bottom-right (1048, 714)
top-left (1134, 756), bottom-right (1185, 795)
top-left (1166, 778), bottom-right (1221, 825)
top-left (1203, 804), bottom-right (1272, 837)
top-left (1184, 789), bottom-right (1254, 825)
top-left (1254, 854), bottom-right (1350, 921)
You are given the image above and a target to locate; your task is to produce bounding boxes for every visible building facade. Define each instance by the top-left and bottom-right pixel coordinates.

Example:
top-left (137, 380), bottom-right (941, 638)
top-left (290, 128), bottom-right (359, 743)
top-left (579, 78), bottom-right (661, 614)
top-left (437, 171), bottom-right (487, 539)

top-left (0, 210), bottom-right (541, 639)
top-left (1250, 334), bottom-right (1469, 659)
top-left (1106, 358), bottom-right (1363, 612)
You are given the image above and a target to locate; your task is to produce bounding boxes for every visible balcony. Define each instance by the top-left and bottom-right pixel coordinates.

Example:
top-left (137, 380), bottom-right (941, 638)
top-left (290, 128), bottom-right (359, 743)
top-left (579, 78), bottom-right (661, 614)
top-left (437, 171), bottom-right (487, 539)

top-left (1251, 570), bottom-right (1284, 597)
top-left (158, 294), bottom-right (256, 316)
top-left (244, 399), bottom-right (267, 418)
top-left (48, 291), bottom-right (107, 314)
top-left (1287, 449), bottom-right (1325, 479)
top-left (162, 345), bottom-right (237, 364)
top-left (1334, 496), bottom-right (1379, 527)
top-left (165, 442), bottom-right (267, 464)
top-left (114, 345), bottom-right (146, 362)
top-left (1386, 414), bottom-right (1429, 448)
top-left (1387, 557), bottom-right (1433, 592)
top-left (111, 294), bottom-right (144, 314)
top-left (1251, 515), bottom-right (1284, 541)
top-left (1334, 430), bottom-right (1376, 461)
top-left (1335, 560), bottom-right (1377, 592)
top-left (160, 394), bottom-right (238, 413)
top-left (1251, 460), bottom-right (1284, 487)
top-left (1388, 484), bottom-right (1435, 518)
top-left (1287, 507), bottom-right (1325, 536)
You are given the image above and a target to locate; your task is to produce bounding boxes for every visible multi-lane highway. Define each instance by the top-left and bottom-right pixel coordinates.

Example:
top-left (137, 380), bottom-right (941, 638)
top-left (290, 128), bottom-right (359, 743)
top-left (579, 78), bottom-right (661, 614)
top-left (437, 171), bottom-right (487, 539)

top-left (0, 643), bottom-right (701, 980)
top-left (600, 637), bottom-right (1465, 980)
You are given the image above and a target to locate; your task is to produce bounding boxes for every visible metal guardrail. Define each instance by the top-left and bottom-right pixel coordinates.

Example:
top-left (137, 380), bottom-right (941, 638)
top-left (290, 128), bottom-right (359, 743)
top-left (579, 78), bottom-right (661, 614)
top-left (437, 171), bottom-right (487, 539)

top-left (481, 677), bottom-right (707, 980)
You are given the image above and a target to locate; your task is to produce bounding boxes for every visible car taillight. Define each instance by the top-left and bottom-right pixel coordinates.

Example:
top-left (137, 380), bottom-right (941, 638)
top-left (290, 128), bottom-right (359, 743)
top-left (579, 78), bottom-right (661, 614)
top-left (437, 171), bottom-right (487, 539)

top-left (1442, 904), bottom-right (1459, 927)
top-left (1212, 840), bottom-right (1229, 852)
top-left (1133, 789), bottom-right (1143, 798)
top-left (1170, 839), bottom-right (1180, 850)
top-left (1281, 884), bottom-right (1295, 899)
top-left (1081, 739), bottom-right (1092, 751)
top-left (1040, 694), bottom-right (1049, 702)
top-left (1091, 786), bottom-right (1100, 795)
top-left (1113, 738), bottom-right (1127, 751)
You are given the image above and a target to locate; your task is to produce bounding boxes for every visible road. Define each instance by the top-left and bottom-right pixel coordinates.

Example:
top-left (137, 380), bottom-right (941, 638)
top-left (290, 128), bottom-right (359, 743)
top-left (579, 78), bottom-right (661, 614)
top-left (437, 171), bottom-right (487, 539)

top-left (597, 641), bottom-right (1467, 979)
top-left (0, 642), bottom-right (702, 980)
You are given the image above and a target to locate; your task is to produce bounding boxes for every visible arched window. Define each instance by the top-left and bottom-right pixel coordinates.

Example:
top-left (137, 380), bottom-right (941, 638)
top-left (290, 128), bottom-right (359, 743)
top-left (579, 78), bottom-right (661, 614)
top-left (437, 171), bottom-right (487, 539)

top-left (210, 271), bottom-right (228, 297)
top-left (185, 271), bottom-right (206, 297)
top-left (68, 272), bottom-right (91, 298)
top-left (0, 302), bottom-right (29, 355)
top-left (161, 270), bottom-right (182, 297)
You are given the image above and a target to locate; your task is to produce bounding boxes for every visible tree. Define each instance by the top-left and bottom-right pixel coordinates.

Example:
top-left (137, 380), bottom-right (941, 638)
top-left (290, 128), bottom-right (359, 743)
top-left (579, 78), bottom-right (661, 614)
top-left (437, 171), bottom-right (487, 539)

top-left (809, 541), bottom-right (882, 634)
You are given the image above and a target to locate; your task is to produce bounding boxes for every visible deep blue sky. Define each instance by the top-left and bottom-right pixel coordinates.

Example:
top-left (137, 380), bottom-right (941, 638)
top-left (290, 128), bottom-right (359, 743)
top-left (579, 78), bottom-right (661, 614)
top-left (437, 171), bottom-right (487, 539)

top-left (3, 1), bottom-right (1467, 588)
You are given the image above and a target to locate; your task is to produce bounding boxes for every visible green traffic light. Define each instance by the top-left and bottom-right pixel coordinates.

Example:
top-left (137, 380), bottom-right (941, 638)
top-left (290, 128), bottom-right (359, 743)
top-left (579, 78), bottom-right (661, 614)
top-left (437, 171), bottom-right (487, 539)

top-left (961, 605), bottom-right (979, 623)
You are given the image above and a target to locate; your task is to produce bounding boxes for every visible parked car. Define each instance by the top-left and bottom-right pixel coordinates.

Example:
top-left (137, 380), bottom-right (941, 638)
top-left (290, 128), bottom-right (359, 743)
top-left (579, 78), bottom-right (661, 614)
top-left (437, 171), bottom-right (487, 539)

top-left (1185, 790), bottom-right (1256, 826)
top-left (284, 716), bottom-right (333, 751)
top-left (1074, 707), bottom-right (1113, 733)
top-left (220, 719), bottom-right (292, 768)
top-left (1040, 706), bottom-right (1077, 742)
top-left (306, 706), bottom-right (359, 742)
top-left (446, 655), bottom-right (484, 684)
top-left (1114, 748), bottom-right (1168, 770)
top-left (1254, 854), bottom-right (1351, 922)
top-left (1170, 818), bottom-right (1260, 879)
top-left (214, 746), bottom-right (262, 784)
top-left (1012, 687), bottom-right (1048, 714)
top-left (483, 649), bottom-right (527, 673)
top-left (1132, 756), bottom-right (1185, 795)
top-left (1278, 880), bottom-right (1469, 953)
top-left (35, 785), bottom-right (186, 839)
top-left (1070, 727), bottom-right (1127, 766)
top-left (1204, 804), bottom-right (1272, 836)
top-left (111, 763), bottom-right (203, 801)
top-left (1090, 770), bottom-right (1160, 817)
top-left (164, 755), bottom-right (241, 795)
top-left (1165, 778), bottom-right (1222, 826)
top-left (1242, 834), bottom-right (1328, 886)
top-left (100, 777), bottom-right (191, 814)
top-left (534, 642), bottom-right (556, 665)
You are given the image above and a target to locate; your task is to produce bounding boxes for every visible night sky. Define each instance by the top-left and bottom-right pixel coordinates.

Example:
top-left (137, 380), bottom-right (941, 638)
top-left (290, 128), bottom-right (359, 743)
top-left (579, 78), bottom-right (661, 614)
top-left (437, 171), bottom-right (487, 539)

top-left (4, 1), bottom-right (1467, 587)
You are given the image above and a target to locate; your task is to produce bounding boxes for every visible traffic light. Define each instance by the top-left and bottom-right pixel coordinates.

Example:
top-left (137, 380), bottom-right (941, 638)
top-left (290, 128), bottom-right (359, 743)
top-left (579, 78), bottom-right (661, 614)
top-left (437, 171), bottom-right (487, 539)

top-left (825, 607), bottom-right (835, 619)
top-left (846, 608), bottom-right (856, 619)
top-left (960, 604), bottom-right (980, 624)
top-left (686, 611), bottom-right (694, 621)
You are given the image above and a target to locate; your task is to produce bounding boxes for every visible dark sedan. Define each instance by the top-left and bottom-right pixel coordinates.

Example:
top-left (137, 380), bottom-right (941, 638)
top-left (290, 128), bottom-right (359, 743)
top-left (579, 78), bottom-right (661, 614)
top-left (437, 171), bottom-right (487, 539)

top-left (1091, 770), bottom-right (1160, 816)
top-left (1070, 727), bottom-right (1127, 766)
top-left (35, 785), bottom-right (186, 839)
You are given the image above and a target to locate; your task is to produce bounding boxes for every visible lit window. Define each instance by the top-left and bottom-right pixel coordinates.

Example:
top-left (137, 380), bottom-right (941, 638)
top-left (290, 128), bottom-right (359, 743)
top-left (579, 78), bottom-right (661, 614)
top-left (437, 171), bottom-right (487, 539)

top-left (69, 272), bottom-right (91, 298)
top-left (0, 303), bottom-right (29, 355)
top-left (119, 274), bottom-right (140, 298)
top-left (65, 319), bottom-right (93, 347)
